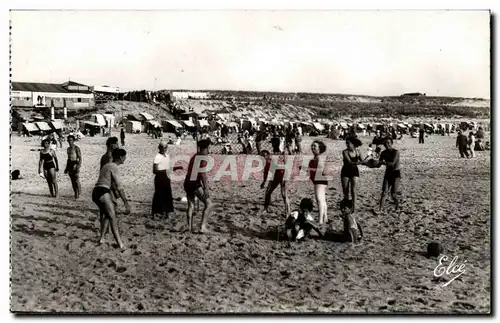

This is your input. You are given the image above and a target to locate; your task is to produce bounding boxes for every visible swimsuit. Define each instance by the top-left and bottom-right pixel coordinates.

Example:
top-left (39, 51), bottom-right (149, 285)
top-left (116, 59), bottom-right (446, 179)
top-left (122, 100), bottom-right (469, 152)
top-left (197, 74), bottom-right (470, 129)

top-left (40, 151), bottom-right (56, 171)
top-left (67, 160), bottom-right (79, 176)
top-left (381, 149), bottom-right (401, 186)
top-left (92, 186), bottom-right (111, 205)
top-left (309, 158), bottom-right (328, 186)
top-left (341, 150), bottom-right (361, 178)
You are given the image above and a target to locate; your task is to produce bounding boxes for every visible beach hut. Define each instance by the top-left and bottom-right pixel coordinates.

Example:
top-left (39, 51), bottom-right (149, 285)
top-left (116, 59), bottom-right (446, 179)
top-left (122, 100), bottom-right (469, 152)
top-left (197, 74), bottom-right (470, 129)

top-left (125, 120), bottom-right (142, 134)
top-left (162, 120), bottom-right (183, 133)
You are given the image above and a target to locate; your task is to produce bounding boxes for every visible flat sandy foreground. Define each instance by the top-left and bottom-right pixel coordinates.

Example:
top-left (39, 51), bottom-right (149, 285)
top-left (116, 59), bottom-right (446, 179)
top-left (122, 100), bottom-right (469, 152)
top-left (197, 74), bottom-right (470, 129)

top-left (10, 131), bottom-right (490, 313)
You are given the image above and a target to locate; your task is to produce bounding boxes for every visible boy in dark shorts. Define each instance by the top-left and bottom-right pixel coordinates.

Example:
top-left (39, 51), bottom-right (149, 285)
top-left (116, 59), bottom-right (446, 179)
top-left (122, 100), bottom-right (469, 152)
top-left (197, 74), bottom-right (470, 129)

top-left (260, 150), bottom-right (290, 216)
top-left (184, 139), bottom-right (213, 233)
top-left (374, 137), bottom-right (401, 214)
top-left (64, 135), bottom-right (82, 199)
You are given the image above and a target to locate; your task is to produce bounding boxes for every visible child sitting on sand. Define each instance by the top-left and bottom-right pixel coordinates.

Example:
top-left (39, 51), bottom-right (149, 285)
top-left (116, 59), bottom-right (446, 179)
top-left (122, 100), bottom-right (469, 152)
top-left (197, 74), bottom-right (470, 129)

top-left (284, 198), bottom-right (322, 241)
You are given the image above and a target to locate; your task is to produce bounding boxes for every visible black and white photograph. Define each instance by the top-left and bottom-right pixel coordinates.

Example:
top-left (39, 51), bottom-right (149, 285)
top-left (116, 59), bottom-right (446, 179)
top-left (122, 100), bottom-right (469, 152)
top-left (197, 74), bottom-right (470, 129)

top-left (9, 8), bottom-right (491, 314)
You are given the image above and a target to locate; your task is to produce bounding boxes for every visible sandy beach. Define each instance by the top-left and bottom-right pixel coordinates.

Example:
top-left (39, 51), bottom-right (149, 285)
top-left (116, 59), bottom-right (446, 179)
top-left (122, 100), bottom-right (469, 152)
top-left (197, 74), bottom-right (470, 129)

top-left (10, 131), bottom-right (490, 313)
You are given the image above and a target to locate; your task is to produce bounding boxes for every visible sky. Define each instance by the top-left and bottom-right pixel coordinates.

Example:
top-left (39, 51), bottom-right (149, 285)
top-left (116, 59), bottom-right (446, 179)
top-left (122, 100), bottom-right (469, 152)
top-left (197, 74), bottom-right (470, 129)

top-left (10, 10), bottom-right (490, 98)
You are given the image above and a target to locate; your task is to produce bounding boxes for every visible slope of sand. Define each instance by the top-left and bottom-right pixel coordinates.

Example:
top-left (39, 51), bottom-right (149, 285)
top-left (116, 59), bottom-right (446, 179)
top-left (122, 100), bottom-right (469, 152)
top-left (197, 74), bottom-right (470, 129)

top-left (10, 133), bottom-right (490, 313)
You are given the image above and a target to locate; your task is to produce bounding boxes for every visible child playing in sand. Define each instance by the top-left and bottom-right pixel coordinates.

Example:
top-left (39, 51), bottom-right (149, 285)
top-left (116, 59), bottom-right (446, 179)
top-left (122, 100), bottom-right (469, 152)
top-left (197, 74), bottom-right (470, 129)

top-left (260, 150), bottom-right (290, 216)
top-left (184, 139), bottom-right (214, 233)
top-left (284, 198), bottom-right (322, 241)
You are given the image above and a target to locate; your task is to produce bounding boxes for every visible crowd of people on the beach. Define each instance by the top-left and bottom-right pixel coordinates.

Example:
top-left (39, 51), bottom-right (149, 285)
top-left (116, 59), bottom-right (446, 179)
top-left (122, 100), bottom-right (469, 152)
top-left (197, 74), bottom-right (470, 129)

top-left (27, 119), bottom-right (489, 249)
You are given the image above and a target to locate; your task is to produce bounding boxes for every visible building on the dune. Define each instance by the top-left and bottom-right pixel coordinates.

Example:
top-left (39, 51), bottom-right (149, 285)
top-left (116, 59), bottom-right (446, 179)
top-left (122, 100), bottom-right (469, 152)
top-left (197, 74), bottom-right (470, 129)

top-left (11, 81), bottom-right (95, 109)
top-left (171, 91), bottom-right (208, 100)
top-left (401, 92), bottom-right (426, 97)
top-left (93, 85), bottom-right (121, 104)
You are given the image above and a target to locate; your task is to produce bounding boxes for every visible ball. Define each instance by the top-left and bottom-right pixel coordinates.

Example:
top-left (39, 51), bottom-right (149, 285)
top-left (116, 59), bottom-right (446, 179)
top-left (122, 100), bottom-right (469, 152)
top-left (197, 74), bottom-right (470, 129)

top-left (427, 241), bottom-right (443, 257)
top-left (365, 159), bottom-right (380, 169)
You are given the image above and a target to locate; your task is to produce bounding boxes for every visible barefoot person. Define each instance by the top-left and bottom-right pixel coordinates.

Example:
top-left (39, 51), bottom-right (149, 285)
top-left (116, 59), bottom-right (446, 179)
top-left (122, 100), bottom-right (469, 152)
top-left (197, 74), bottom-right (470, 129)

top-left (38, 139), bottom-right (59, 197)
top-left (92, 149), bottom-right (131, 249)
top-left (64, 135), bottom-right (82, 199)
top-left (341, 136), bottom-right (364, 211)
top-left (375, 137), bottom-right (401, 214)
top-left (260, 150), bottom-right (290, 216)
top-left (184, 139), bottom-right (213, 233)
top-left (309, 140), bottom-right (329, 225)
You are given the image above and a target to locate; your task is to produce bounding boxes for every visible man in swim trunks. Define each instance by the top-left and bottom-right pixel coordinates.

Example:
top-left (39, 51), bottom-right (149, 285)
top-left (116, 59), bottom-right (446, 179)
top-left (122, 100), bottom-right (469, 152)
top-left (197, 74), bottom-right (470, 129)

top-left (64, 135), bottom-right (82, 199)
top-left (92, 148), bottom-right (131, 249)
top-left (260, 150), bottom-right (290, 216)
top-left (374, 137), bottom-right (401, 214)
top-left (184, 139), bottom-right (213, 233)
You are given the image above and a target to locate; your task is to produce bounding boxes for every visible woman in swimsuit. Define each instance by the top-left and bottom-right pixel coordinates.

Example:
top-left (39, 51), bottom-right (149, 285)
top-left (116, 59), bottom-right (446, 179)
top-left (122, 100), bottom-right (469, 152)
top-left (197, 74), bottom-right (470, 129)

top-left (341, 136), bottom-right (364, 211)
top-left (38, 139), bottom-right (59, 197)
top-left (309, 140), bottom-right (329, 225)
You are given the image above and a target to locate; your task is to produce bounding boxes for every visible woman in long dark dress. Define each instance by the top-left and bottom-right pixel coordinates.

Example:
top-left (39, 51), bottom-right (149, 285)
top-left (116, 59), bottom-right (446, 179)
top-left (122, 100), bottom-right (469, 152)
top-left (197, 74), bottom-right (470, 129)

top-left (152, 141), bottom-right (181, 219)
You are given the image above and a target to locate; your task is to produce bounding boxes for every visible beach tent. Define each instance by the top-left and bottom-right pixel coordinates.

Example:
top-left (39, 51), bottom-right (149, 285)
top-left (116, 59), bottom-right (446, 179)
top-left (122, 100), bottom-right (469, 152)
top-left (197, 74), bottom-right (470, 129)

top-left (313, 122), bottom-right (325, 132)
top-left (183, 120), bottom-right (195, 128)
top-left (148, 120), bottom-right (161, 128)
top-left (22, 122), bottom-right (38, 133)
top-left (81, 121), bottom-right (102, 136)
top-left (35, 122), bottom-right (51, 132)
top-left (125, 120), bottom-right (142, 134)
top-left (102, 114), bottom-right (116, 128)
top-left (139, 112), bottom-right (155, 121)
top-left (145, 120), bottom-right (162, 133)
top-left (162, 120), bottom-right (183, 133)
top-left (49, 120), bottom-right (65, 131)
top-left (91, 114), bottom-right (107, 127)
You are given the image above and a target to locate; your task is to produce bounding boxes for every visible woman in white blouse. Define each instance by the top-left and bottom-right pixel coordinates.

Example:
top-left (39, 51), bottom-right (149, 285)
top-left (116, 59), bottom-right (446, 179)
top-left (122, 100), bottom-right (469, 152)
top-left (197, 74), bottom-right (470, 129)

top-left (152, 140), bottom-right (180, 219)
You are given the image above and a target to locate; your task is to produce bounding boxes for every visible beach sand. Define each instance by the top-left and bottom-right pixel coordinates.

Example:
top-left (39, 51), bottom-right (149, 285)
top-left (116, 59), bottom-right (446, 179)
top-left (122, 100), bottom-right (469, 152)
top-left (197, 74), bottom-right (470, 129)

top-left (10, 132), bottom-right (490, 313)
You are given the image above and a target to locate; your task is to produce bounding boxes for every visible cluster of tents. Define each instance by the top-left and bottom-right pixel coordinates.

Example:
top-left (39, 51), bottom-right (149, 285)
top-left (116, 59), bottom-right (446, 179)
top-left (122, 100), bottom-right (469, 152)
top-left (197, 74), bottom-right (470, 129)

top-left (19, 119), bottom-right (66, 136)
